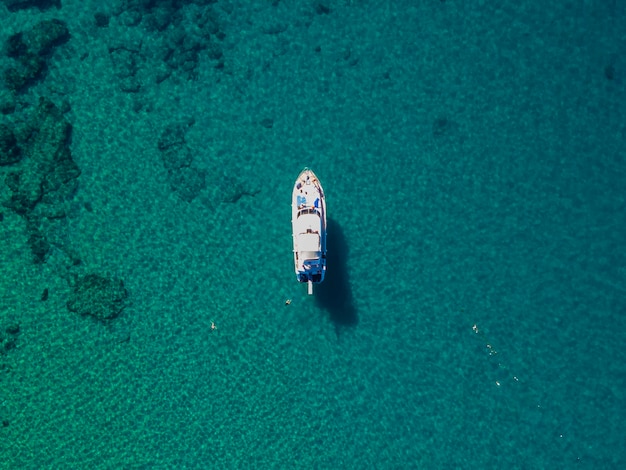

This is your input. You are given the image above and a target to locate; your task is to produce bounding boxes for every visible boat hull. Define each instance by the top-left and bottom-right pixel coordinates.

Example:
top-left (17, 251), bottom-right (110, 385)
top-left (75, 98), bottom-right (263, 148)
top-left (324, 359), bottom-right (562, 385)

top-left (292, 168), bottom-right (327, 293)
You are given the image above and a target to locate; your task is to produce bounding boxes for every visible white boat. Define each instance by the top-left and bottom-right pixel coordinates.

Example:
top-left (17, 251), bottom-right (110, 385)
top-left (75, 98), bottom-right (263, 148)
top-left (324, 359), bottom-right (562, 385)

top-left (292, 168), bottom-right (327, 295)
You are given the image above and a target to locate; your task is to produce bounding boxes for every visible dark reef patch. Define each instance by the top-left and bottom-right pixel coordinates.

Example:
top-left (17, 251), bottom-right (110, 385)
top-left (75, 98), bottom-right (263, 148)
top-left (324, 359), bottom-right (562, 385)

top-left (1, 97), bottom-right (81, 262)
top-left (4, 19), bottom-right (70, 93)
top-left (67, 274), bottom-right (129, 321)
top-left (2, 97), bottom-right (80, 216)
top-left (0, 124), bottom-right (22, 166)
top-left (157, 118), bottom-right (207, 202)
top-left (108, 0), bottom-right (225, 92)
top-left (0, 320), bottom-right (20, 355)
top-left (2, 0), bottom-right (60, 12)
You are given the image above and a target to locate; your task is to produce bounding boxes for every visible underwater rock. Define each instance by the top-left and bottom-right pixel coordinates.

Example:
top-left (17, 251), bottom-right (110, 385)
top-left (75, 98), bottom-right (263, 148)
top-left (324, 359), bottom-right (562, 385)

top-left (4, 19), bottom-right (70, 92)
top-left (109, 0), bottom-right (225, 85)
top-left (161, 145), bottom-right (193, 172)
top-left (157, 119), bottom-right (194, 153)
top-left (67, 274), bottom-right (129, 321)
top-left (25, 97), bottom-right (79, 196)
top-left (604, 64), bottom-right (616, 81)
top-left (3, 55), bottom-right (45, 93)
top-left (94, 12), bottom-right (110, 28)
top-left (161, 30), bottom-right (205, 79)
top-left (314, 2), bottom-right (331, 15)
top-left (108, 45), bottom-right (143, 92)
top-left (0, 320), bottom-right (20, 355)
top-left (144, 6), bottom-right (173, 32)
top-left (26, 219), bottom-right (50, 264)
top-left (217, 174), bottom-right (256, 203)
top-left (157, 119), bottom-right (208, 201)
top-left (2, 0), bottom-right (60, 12)
top-left (20, 19), bottom-right (70, 57)
top-left (2, 97), bottom-right (80, 215)
top-left (432, 116), bottom-right (454, 137)
top-left (158, 119), bottom-right (195, 170)
top-left (167, 166), bottom-right (207, 202)
top-left (0, 89), bottom-right (16, 115)
top-left (119, 76), bottom-right (142, 93)
top-left (108, 46), bottom-right (139, 79)
top-left (0, 124), bottom-right (22, 166)
top-left (3, 170), bottom-right (43, 215)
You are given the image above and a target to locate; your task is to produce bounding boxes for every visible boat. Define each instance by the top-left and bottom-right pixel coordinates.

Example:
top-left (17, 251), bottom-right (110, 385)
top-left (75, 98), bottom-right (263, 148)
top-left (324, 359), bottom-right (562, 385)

top-left (292, 168), bottom-right (327, 295)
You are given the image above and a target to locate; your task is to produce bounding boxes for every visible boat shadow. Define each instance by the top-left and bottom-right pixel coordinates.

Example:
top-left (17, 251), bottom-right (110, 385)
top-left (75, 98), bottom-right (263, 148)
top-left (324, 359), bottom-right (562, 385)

top-left (315, 218), bottom-right (358, 327)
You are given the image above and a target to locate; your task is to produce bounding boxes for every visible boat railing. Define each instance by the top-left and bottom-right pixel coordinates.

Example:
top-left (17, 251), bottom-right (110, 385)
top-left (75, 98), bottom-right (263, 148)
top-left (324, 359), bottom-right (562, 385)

top-left (297, 207), bottom-right (320, 217)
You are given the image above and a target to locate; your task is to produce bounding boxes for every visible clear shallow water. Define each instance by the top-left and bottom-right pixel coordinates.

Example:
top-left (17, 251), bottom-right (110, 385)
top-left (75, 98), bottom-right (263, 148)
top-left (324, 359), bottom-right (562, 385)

top-left (1, 1), bottom-right (625, 468)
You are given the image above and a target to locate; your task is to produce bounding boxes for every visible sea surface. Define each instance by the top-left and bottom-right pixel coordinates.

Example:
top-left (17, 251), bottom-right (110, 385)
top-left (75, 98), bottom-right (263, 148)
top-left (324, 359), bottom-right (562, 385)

top-left (1, 0), bottom-right (625, 468)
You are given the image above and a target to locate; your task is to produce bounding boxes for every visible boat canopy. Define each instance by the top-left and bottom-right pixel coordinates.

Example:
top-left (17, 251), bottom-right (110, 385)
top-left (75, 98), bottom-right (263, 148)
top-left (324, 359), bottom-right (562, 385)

top-left (297, 232), bottom-right (320, 252)
top-left (297, 213), bottom-right (320, 225)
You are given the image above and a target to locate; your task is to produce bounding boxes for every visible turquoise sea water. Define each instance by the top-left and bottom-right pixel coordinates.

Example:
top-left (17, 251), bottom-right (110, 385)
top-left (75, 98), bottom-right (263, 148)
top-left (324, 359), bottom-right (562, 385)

top-left (1, 1), bottom-right (625, 468)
